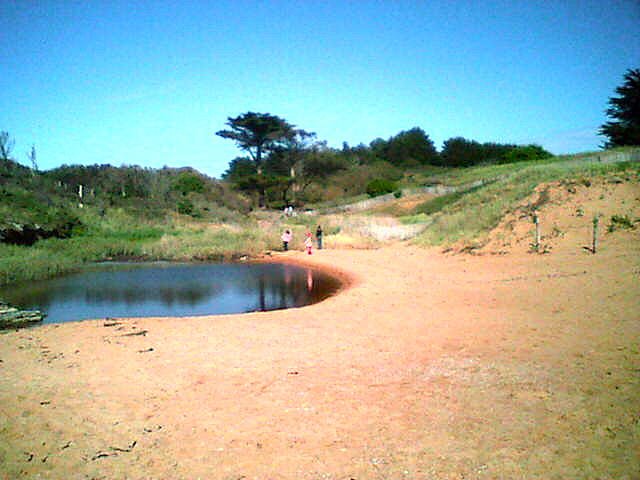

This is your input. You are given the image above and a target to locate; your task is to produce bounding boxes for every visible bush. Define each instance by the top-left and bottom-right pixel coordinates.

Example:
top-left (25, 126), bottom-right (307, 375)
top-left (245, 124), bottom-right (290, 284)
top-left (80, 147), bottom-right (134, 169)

top-left (500, 145), bottom-right (552, 164)
top-left (176, 198), bottom-right (194, 215)
top-left (45, 208), bottom-right (83, 238)
top-left (608, 214), bottom-right (635, 232)
top-left (366, 179), bottom-right (397, 197)
top-left (172, 172), bottom-right (205, 195)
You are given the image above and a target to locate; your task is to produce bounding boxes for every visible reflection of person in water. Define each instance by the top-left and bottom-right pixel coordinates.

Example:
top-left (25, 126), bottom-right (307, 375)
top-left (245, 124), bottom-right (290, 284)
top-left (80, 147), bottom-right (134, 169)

top-left (304, 231), bottom-right (313, 255)
top-left (307, 269), bottom-right (313, 291)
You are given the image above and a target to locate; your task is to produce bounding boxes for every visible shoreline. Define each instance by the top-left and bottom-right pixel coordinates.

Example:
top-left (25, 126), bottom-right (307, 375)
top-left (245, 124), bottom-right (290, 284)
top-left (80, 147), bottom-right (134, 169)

top-left (1, 240), bottom-right (638, 478)
top-left (0, 252), bottom-right (357, 330)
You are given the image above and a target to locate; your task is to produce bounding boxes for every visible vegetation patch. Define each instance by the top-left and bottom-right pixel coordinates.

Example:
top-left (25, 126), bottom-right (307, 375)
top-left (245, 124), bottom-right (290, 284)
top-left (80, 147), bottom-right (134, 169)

top-left (608, 214), bottom-right (636, 232)
top-left (366, 178), bottom-right (398, 198)
top-left (414, 161), bottom-right (640, 248)
top-left (412, 187), bottom-right (480, 216)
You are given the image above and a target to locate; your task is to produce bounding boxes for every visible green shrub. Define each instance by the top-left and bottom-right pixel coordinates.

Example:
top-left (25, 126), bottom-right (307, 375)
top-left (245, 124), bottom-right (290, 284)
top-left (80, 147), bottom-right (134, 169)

top-left (608, 214), bottom-right (635, 232)
top-left (172, 172), bottom-right (205, 195)
top-left (177, 198), bottom-right (194, 215)
top-left (414, 191), bottom-right (464, 216)
top-left (366, 179), bottom-right (397, 197)
top-left (45, 208), bottom-right (83, 238)
top-left (500, 145), bottom-right (552, 164)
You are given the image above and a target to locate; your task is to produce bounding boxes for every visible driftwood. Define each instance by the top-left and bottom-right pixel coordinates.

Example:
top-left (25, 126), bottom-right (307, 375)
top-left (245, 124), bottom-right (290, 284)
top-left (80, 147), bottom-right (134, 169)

top-left (120, 329), bottom-right (148, 337)
top-left (0, 302), bottom-right (45, 330)
top-left (92, 440), bottom-right (137, 461)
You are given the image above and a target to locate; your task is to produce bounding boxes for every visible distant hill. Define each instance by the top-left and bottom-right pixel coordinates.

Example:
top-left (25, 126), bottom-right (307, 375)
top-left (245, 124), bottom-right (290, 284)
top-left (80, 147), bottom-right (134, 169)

top-left (0, 159), bottom-right (249, 245)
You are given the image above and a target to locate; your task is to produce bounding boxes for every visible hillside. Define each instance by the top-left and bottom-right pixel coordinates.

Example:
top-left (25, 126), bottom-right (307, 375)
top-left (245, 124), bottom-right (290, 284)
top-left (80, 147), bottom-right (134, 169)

top-left (0, 159), bottom-right (249, 245)
top-left (294, 149), bottom-right (639, 251)
top-left (0, 148), bottom-right (638, 287)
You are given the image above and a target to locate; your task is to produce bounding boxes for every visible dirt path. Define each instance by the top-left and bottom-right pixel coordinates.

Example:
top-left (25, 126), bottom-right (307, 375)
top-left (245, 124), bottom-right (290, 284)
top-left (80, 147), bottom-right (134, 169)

top-left (1, 228), bottom-right (638, 479)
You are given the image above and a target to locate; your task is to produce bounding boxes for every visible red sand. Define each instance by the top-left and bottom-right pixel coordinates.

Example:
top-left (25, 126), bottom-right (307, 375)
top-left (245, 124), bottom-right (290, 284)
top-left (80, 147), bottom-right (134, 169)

top-left (1, 180), bottom-right (639, 479)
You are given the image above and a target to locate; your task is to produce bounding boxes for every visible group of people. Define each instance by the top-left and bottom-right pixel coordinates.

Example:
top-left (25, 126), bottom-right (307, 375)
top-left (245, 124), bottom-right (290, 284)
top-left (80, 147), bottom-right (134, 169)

top-left (281, 225), bottom-right (323, 255)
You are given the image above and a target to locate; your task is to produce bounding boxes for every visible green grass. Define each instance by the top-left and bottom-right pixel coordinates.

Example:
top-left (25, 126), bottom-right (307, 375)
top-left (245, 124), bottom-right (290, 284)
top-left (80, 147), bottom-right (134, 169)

top-left (414, 160), bottom-right (640, 247)
top-left (410, 147), bottom-right (638, 187)
top-left (399, 213), bottom-right (431, 225)
top-left (412, 185), bottom-right (485, 216)
top-left (307, 193), bottom-right (369, 210)
top-left (144, 226), bottom-right (278, 261)
top-left (0, 210), bottom-right (279, 286)
top-left (0, 229), bottom-right (279, 286)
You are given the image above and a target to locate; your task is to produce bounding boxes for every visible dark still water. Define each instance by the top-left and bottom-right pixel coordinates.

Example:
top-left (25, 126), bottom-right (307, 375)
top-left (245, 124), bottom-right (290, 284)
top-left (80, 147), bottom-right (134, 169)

top-left (0, 262), bottom-right (341, 324)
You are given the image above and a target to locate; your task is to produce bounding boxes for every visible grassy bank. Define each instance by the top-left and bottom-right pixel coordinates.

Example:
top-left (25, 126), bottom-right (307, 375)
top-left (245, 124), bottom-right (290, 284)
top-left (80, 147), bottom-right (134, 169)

top-left (407, 147), bottom-right (639, 187)
top-left (412, 160), bottom-right (640, 247)
top-left (0, 207), bottom-right (281, 286)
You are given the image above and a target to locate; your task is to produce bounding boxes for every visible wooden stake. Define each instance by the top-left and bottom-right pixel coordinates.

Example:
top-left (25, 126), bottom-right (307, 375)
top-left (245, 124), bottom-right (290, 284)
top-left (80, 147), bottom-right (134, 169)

top-left (592, 215), bottom-right (599, 254)
top-left (533, 213), bottom-right (540, 252)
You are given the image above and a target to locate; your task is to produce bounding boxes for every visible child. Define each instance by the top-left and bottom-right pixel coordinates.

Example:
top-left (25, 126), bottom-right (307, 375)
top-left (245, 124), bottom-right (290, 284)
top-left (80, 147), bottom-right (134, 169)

top-left (281, 229), bottom-right (292, 251)
top-left (304, 231), bottom-right (313, 255)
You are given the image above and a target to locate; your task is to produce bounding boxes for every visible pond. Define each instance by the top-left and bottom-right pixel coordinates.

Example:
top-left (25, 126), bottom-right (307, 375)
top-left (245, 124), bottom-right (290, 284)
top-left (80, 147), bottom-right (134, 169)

top-left (0, 262), bottom-right (342, 324)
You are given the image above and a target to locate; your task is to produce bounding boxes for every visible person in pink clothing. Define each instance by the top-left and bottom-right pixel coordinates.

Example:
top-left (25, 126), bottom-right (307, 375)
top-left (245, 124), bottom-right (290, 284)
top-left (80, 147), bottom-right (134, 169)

top-left (304, 231), bottom-right (313, 255)
top-left (281, 229), bottom-right (292, 251)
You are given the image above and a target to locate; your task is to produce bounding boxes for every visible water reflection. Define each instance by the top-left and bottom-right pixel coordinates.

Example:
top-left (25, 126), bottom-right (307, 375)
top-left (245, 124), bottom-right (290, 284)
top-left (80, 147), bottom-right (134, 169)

top-left (0, 262), bottom-right (340, 324)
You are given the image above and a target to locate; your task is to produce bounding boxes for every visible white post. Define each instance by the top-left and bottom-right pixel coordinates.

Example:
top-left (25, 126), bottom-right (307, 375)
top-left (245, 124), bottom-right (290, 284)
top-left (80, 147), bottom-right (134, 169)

top-left (533, 213), bottom-right (540, 252)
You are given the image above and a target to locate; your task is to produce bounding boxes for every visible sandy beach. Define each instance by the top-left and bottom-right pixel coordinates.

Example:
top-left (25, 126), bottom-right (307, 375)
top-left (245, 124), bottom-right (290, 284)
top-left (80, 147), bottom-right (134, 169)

top-left (1, 181), bottom-right (639, 479)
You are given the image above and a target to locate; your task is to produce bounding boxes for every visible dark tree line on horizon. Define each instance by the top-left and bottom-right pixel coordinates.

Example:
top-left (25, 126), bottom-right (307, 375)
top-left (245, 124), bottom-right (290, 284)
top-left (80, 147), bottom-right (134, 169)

top-left (216, 111), bottom-right (553, 208)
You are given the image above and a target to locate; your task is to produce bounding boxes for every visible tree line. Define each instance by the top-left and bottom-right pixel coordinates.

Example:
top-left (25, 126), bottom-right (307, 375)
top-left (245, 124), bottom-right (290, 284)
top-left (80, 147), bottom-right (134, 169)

top-left (217, 68), bottom-right (639, 208)
top-left (216, 112), bottom-right (553, 208)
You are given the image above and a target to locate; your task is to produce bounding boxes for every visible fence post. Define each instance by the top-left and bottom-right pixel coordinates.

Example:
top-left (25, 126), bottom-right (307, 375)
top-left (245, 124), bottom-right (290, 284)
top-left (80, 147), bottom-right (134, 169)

top-left (533, 212), bottom-right (540, 252)
top-left (592, 215), bottom-right (599, 254)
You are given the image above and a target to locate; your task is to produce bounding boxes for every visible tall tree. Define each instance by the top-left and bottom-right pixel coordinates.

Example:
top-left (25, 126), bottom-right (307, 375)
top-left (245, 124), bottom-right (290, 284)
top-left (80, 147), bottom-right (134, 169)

top-left (440, 137), bottom-right (483, 167)
top-left (599, 68), bottom-right (640, 148)
top-left (440, 137), bottom-right (518, 167)
top-left (0, 131), bottom-right (15, 161)
top-left (222, 157), bottom-right (257, 183)
top-left (216, 112), bottom-right (294, 174)
top-left (27, 145), bottom-right (37, 175)
top-left (385, 127), bottom-right (438, 166)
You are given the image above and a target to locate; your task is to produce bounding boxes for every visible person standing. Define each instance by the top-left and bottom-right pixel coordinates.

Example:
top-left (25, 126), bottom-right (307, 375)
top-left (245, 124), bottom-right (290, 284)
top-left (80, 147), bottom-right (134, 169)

top-left (281, 229), bottom-right (292, 251)
top-left (304, 231), bottom-right (313, 255)
top-left (315, 225), bottom-right (323, 250)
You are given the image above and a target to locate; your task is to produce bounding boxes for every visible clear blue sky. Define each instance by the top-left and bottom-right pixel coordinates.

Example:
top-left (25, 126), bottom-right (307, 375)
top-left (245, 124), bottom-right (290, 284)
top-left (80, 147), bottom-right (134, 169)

top-left (1, 1), bottom-right (638, 178)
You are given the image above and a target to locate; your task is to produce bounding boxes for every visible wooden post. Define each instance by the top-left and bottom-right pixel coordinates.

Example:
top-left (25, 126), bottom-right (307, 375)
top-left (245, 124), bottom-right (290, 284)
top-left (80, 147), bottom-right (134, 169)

top-left (533, 213), bottom-right (540, 252)
top-left (78, 184), bottom-right (84, 208)
top-left (592, 215), bottom-right (599, 254)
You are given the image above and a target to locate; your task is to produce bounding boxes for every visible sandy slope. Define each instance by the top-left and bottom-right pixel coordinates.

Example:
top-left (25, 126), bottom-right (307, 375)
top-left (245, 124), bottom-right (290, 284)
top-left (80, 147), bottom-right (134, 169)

top-left (0, 181), bottom-right (639, 480)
